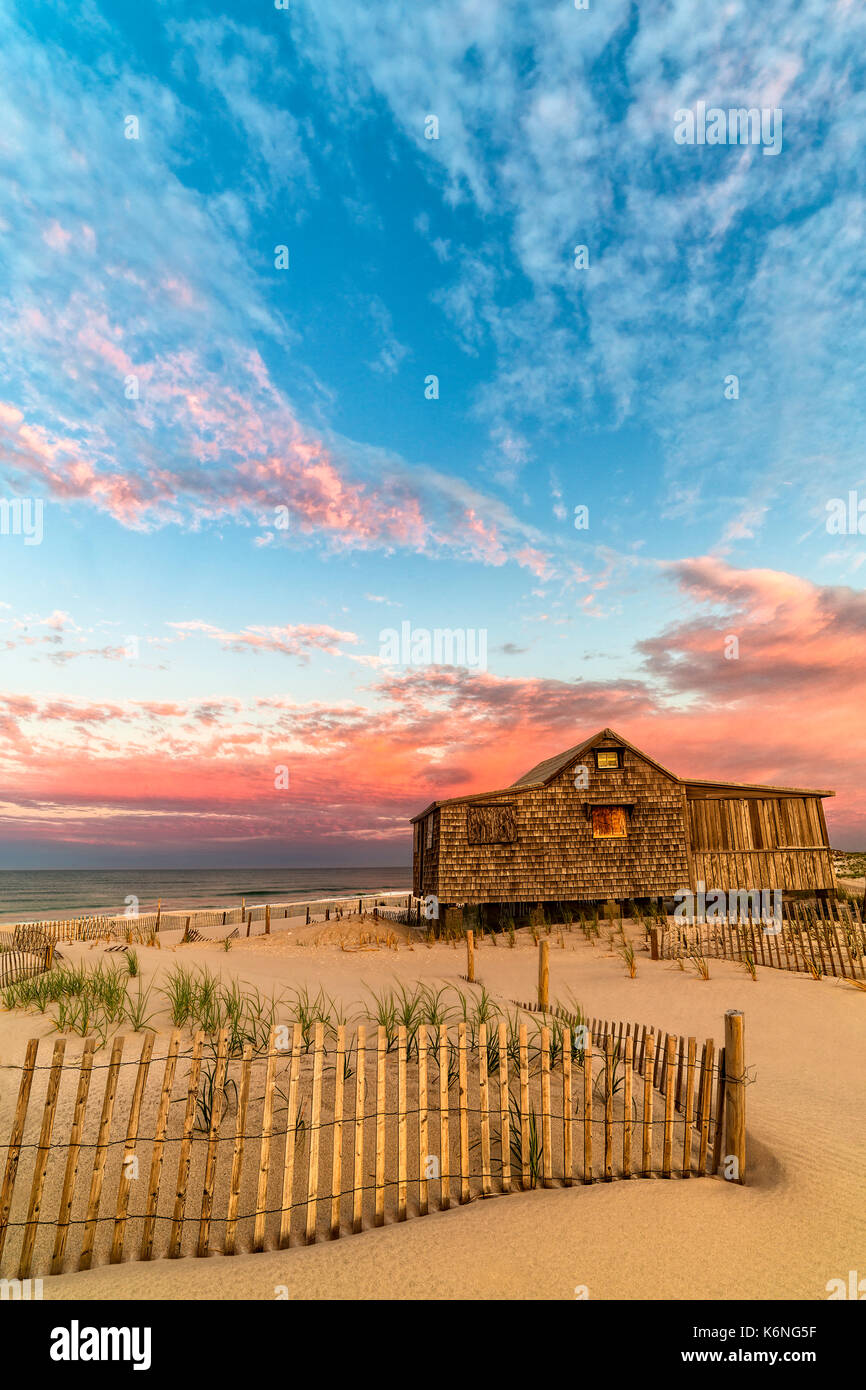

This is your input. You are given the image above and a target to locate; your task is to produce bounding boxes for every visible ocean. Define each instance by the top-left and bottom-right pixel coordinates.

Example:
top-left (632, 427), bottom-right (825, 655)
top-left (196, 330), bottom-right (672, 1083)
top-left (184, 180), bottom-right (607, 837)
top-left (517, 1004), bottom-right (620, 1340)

top-left (0, 867), bottom-right (413, 926)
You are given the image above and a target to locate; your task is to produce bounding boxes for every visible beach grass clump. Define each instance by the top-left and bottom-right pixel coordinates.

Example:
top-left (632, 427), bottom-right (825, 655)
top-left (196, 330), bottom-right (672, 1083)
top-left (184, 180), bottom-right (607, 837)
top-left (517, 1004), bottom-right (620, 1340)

top-left (123, 977), bottom-right (157, 1032)
top-left (689, 952), bottom-right (711, 981)
top-left (417, 982), bottom-right (452, 1029)
top-left (363, 985), bottom-right (400, 1051)
top-left (195, 1041), bottom-right (239, 1133)
top-left (619, 942), bottom-right (637, 978)
top-left (508, 1091), bottom-right (542, 1188)
top-left (160, 964), bottom-right (196, 1028)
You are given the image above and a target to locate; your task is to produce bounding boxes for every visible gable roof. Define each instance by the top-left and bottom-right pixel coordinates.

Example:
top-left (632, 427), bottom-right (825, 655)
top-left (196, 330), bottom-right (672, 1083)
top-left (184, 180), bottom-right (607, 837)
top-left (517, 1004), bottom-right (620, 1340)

top-left (410, 727), bottom-right (835, 821)
top-left (510, 727), bottom-right (680, 788)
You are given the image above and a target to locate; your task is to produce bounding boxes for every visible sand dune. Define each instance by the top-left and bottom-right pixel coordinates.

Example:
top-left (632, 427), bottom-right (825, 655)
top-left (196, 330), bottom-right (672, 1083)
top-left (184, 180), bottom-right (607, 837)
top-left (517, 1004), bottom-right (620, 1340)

top-left (2, 918), bottom-right (863, 1300)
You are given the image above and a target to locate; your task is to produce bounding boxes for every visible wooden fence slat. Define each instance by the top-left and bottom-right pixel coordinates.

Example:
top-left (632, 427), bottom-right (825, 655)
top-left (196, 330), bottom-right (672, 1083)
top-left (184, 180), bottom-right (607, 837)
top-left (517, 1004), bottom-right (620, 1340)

top-left (604, 1033), bottom-right (614, 1181)
top-left (19, 1039), bottom-right (66, 1279)
top-left (698, 1040), bottom-right (714, 1175)
top-left (51, 1039), bottom-right (97, 1275)
top-left (498, 1020), bottom-right (511, 1194)
top-left (583, 1033), bottom-right (593, 1184)
top-left (80, 1036), bottom-right (125, 1271)
top-left (458, 1022), bottom-right (470, 1204)
top-left (111, 1032), bottom-right (155, 1264)
top-left (541, 1026), bottom-right (552, 1187)
top-left (397, 1024), bottom-right (408, 1220)
top-left (563, 1044), bottom-right (573, 1186)
top-left (168, 1031), bottom-right (204, 1259)
top-left (139, 1030), bottom-right (181, 1262)
top-left (375, 1025), bottom-right (386, 1226)
top-left (519, 1024), bottom-right (530, 1190)
top-left (724, 1011), bottom-right (746, 1184)
top-left (681, 1037), bottom-right (696, 1178)
top-left (352, 1025), bottom-right (366, 1233)
top-left (278, 1023), bottom-right (303, 1248)
top-left (662, 1035), bottom-right (676, 1177)
top-left (642, 1034), bottom-right (655, 1176)
top-left (622, 1033), bottom-right (633, 1178)
top-left (815, 922), bottom-right (828, 976)
top-left (250, 1029), bottom-right (277, 1254)
top-left (197, 1028), bottom-right (229, 1258)
top-left (478, 1023), bottom-right (491, 1197)
top-left (438, 1024), bottom-right (450, 1211)
top-left (711, 1045), bottom-right (726, 1174)
top-left (305, 1021), bottom-right (324, 1244)
top-left (418, 1024), bottom-right (429, 1215)
top-left (0, 1039), bottom-right (38, 1267)
top-left (654, 1029), bottom-right (665, 1089)
top-left (331, 1025), bottom-right (346, 1238)
top-left (225, 1043), bottom-right (253, 1255)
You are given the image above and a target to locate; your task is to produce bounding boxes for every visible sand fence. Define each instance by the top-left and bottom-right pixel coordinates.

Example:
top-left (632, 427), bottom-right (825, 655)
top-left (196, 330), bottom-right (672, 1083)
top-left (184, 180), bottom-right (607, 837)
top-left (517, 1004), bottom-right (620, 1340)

top-left (0, 931), bottom-right (55, 991)
top-left (0, 1006), bottom-right (747, 1281)
top-left (2, 892), bottom-right (414, 944)
top-left (654, 899), bottom-right (866, 979)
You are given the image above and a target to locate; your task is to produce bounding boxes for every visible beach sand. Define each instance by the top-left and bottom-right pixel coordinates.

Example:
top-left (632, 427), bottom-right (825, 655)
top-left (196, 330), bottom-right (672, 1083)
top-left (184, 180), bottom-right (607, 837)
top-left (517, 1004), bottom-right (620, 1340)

top-left (2, 917), bottom-right (864, 1300)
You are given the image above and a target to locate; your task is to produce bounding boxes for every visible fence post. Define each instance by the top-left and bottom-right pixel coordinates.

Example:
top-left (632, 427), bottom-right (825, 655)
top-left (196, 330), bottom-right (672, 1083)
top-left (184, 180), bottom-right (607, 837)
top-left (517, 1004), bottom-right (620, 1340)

top-left (265, 904), bottom-right (271, 935)
top-left (650, 927), bottom-right (660, 960)
top-left (538, 939), bottom-right (549, 1011)
top-left (466, 929), bottom-right (475, 983)
top-left (723, 1010), bottom-right (746, 1185)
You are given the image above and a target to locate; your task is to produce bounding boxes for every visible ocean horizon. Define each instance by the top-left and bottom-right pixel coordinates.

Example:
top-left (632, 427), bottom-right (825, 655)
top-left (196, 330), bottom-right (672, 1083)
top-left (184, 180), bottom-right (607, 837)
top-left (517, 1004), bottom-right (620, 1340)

top-left (0, 866), bottom-right (413, 926)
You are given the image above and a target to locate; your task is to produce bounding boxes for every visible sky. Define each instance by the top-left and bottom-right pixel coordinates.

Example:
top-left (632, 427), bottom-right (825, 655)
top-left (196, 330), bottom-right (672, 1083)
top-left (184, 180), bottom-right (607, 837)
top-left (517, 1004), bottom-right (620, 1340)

top-left (0, 0), bottom-right (864, 868)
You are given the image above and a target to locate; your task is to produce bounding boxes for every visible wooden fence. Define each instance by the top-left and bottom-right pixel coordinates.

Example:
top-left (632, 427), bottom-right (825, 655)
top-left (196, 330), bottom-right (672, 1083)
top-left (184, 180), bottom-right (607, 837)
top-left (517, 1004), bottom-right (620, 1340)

top-left (0, 939), bottom-right (54, 990)
top-left (2, 894), bottom-right (414, 943)
top-left (0, 1009), bottom-right (745, 1279)
top-left (657, 901), bottom-right (866, 980)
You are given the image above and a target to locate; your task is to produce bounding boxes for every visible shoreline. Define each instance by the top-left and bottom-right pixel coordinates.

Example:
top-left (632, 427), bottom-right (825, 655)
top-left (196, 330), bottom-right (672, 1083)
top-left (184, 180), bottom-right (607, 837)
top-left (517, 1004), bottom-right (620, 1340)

top-left (0, 885), bottom-right (414, 929)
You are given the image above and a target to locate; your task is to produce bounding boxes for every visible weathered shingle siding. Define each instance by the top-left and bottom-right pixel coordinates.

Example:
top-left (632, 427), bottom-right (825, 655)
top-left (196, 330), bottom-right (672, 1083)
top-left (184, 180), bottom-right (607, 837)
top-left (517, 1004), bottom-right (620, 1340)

top-left (414, 733), bottom-right (834, 905)
top-left (413, 809), bottom-right (441, 898)
top-left (430, 743), bottom-right (690, 904)
top-left (540, 749), bottom-right (690, 900)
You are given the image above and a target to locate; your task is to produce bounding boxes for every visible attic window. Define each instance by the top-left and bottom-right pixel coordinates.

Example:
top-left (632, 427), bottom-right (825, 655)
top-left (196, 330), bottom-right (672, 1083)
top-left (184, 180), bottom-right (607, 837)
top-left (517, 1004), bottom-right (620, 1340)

top-left (595, 748), bottom-right (622, 770)
top-left (592, 805), bottom-right (628, 838)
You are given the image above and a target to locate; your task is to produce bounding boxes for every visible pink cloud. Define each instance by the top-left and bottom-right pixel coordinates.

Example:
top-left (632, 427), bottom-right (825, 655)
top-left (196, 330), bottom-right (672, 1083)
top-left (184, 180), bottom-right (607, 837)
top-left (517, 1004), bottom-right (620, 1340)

top-left (2, 559), bottom-right (861, 854)
top-left (167, 619), bottom-right (360, 660)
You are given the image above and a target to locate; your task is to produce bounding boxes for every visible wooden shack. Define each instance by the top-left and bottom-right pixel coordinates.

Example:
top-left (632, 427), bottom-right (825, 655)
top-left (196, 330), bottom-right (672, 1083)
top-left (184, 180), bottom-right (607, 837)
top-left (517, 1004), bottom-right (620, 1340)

top-left (411, 727), bottom-right (835, 914)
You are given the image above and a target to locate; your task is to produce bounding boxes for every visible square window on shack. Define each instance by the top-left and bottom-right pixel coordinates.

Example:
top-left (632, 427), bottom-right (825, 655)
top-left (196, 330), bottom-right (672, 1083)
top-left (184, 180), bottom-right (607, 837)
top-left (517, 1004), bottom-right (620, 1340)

top-left (592, 805), bottom-right (627, 838)
top-left (595, 748), bottom-right (620, 769)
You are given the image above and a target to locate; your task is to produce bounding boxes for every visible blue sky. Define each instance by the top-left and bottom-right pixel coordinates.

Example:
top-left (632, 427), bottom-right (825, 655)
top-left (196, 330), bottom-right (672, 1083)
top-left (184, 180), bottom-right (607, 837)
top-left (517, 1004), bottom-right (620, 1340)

top-left (1, 0), bottom-right (865, 865)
